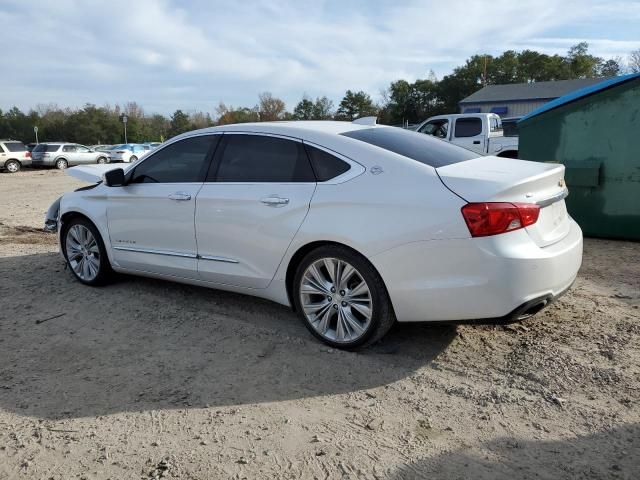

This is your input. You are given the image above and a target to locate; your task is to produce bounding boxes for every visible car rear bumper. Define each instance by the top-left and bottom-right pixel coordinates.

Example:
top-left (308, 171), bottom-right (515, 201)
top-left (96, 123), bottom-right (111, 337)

top-left (369, 218), bottom-right (583, 322)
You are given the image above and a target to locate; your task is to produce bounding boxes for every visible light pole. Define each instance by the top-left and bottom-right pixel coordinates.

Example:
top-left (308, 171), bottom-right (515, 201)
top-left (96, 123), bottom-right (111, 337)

top-left (34, 126), bottom-right (39, 144)
top-left (122, 114), bottom-right (128, 143)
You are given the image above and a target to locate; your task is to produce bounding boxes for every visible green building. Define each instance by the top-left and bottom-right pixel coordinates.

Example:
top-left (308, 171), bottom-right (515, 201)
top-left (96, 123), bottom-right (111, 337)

top-left (518, 73), bottom-right (640, 241)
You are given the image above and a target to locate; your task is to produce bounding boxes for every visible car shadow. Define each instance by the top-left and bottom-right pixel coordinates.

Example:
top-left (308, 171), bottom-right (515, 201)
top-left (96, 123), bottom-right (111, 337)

top-left (0, 252), bottom-right (456, 420)
top-left (387, 423), bottom-right (639, 479)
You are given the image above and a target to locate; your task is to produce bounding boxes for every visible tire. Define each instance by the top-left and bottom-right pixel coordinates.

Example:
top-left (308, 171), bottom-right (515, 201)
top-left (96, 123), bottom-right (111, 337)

top-left (4, 160), bottom-right (20, 173)
top-left (97, 156), bottom-right (107, 164)
top-left (56, 158), bottom-right (68, 170)
top-left (61, 217), bottom-right (112, 286)
top-left (129, 155), bottom-right (137, 163)
top-left (293, 245), bottom-right (395, 349)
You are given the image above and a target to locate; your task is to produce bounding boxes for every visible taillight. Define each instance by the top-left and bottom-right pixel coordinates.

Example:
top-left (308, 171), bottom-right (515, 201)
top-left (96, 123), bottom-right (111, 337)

top-left (25, 151), bottom-right (31, 158)
top-left (461, 202), bottom-right (540, 237)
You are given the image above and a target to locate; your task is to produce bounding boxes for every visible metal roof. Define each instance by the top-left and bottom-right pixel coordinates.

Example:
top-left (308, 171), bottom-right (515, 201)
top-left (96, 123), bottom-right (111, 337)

top-left (519, 73), bottom-right (640, 122)
top-left (459, 77), bottom-right (611, 104)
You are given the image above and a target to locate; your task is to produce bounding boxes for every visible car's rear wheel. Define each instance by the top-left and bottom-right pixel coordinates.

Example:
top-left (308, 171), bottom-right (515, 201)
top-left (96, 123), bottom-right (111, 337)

top-left (56, 158), bottom-right (68, 169)
top-left (4, 160), bottom-right (20, 173)
top-left (293, 245), bottom-right (395, 349)
top-left (62, 217), bottom-right (112, 286)
top-left (97, 156), bottom-right (107, 164)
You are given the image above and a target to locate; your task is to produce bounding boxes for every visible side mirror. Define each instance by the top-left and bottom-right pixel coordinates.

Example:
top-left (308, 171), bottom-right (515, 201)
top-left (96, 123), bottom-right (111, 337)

top-left (104, 168), bottom-right (125, 187)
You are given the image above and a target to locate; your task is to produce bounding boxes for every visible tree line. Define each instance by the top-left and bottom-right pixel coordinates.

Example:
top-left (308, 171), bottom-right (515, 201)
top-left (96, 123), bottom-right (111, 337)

top-left (2, 43), bottom-right (638, 145)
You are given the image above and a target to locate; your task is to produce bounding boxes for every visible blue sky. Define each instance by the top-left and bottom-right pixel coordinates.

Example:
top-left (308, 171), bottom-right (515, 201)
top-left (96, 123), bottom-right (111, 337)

top-left (1, 0), bottom-right (639, 116)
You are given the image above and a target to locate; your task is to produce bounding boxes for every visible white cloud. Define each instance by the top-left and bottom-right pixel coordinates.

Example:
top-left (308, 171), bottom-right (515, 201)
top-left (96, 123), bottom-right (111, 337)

top-left (1, 0), bottom-right (638, 114)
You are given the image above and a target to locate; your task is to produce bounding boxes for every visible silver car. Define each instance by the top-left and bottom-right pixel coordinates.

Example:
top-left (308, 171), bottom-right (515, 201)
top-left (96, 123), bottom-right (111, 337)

top-left (0, 140), bottom-right (31, 173)
top-left (31, 143), bottom-right (110, 169)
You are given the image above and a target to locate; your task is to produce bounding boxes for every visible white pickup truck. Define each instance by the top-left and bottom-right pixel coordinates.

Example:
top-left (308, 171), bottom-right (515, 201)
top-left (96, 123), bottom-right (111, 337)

top-left (414, 113), bottom-right (519, 158)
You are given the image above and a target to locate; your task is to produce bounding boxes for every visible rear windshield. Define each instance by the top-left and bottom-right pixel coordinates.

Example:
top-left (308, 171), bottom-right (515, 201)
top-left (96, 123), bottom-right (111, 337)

top-left (33, 144), bottom-right (60, 152)
top-left (3, 142), bottom-right (26, 152)
top-left (341, 127), bottom-right (480, 168)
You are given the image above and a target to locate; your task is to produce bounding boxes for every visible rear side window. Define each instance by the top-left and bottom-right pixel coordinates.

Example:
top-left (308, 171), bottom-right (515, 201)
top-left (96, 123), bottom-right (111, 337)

top-left (212, 135), bottom-right (315, 182)
top-left (33, 144), bottom-right (60, 152)
top-left (305, 145), bottom-right (350, 181)
top-left (3, 142), bottom-right (26, 152)
top-left (341, 127), bottom-right (479, 168)
top-left (454, 118), bottom-right (482, 138)
top-left (62, 145), bottom-right (78, 152)
top-left (130, 135), bottom-right (218, 183)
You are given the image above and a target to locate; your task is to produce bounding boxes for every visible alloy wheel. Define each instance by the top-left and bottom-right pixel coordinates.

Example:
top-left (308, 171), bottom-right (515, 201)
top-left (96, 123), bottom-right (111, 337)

top-left (299, 258), bottom-right (373, 343)
top-left (6, 161), bottom-right (19, 173)
top-left (65, 224), bottom-right (101, 281)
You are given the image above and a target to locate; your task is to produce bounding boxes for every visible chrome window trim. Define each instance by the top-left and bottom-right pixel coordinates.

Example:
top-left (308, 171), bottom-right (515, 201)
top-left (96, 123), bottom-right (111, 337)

top-left (113, 246), bottom-right (197, 258)
top-left (198, 255), bottom-right (239, 264)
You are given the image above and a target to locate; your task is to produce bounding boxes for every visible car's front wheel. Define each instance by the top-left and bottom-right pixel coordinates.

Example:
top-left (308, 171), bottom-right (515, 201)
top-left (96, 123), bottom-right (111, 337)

top-left (62, 217), bottom-right (112, 286)
top-left (129, 155), bottom-right (138, 163)
top-left (293, 245), bottom-right (395, 349)
top-left (97, 156), bottom-right (107, 164)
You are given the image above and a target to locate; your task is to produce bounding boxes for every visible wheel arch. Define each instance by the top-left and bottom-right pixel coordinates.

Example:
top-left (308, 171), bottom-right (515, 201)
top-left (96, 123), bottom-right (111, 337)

top-left (496, 149), bottom-right (518, 159)
top-left (59, 210), bottom-right (113, 263)
top-left (284, 240), bottom-right (386, 312)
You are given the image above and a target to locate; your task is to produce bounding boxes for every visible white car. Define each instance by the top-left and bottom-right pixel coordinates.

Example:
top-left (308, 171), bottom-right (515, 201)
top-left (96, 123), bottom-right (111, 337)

top-left (107, 144), bottom-right (147, 163)
top-left (45, 120), bottom-right (582, 349)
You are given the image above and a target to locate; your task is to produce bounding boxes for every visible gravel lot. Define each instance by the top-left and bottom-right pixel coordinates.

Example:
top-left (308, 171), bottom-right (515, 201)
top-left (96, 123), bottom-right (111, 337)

top-left (0, 169), bottom-right (638, 479)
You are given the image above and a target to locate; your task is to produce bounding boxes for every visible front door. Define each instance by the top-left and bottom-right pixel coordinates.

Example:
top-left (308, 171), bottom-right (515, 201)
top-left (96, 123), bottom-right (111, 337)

top-left (106, 134), bottom-right (219, 277)
top-left (195, 133), bottom-right (316, 288)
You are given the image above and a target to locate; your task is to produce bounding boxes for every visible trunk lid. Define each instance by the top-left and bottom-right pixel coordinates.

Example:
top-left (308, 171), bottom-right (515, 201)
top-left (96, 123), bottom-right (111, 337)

top-left (437, 156), bottom-right (570, 247)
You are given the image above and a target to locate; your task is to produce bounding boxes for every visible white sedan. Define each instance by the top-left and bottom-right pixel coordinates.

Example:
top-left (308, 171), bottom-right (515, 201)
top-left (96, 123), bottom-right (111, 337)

top-left (45, 120), bottom-right (583, 349)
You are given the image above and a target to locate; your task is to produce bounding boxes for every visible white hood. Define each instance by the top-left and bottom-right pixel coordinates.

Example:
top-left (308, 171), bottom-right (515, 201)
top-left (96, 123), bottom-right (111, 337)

top-left (66, 164), bottom-right (125, 183)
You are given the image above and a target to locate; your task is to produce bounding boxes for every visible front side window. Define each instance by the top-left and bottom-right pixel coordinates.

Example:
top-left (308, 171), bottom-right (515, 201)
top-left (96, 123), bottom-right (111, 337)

top-left (305, 145), bottom-right (350, 181)
top-left (454, 118), bottom-right (482, 138)
top-left (212, 135), bottom-right (315, 182)
top-left (419, 120), bottom-right (449, 139)
top-left (130, 135), bottom-right (218, 183)
top-left (76, 146), bottom-right (90, 153)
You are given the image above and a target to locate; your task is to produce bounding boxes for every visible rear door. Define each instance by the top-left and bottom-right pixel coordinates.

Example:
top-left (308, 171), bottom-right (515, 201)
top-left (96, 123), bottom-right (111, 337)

top-left (451, 117), bottom-right (486, 154)
top-left (106, 135), bottom-right (218, 277)
top-left (195, 133), bottom-right (316, 288)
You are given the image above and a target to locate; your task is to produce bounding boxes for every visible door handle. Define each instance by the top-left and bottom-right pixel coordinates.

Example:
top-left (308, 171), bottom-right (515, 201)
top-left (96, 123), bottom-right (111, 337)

top-left (168, 192), bottom-right (192, 201)
top-left (260, 196), bottom-right (289, 207)
top-left (473, 140), bottom-right (481, 144)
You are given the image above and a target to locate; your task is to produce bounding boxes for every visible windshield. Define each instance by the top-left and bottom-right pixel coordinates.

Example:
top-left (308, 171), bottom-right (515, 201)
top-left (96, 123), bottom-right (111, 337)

top-left (341, 127), bottom-right (480, 168)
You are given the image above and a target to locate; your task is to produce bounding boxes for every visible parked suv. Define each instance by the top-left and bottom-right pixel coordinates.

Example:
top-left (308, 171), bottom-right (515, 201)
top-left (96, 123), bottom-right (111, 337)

top-left (31, 143), bottom-right (109, 169)
top-left (0, 140), bottom-right (31, 173)
top-left (107, 144), bottom-right (147, 163)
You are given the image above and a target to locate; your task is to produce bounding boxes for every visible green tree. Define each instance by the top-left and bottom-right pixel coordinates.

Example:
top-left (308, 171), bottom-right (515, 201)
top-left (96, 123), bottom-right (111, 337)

top-left (168, 110), bottom-right (191, 137)
top-left (335, 90), bottom-right (378, 121)
top-left (292, 96), bottom-right (315, 120)
top-left (292, 95), bottom-right (334, 120)
top-left (565, 42), bottom-right (600, 78)
top-left (598, 58), bottom-right (623, 77)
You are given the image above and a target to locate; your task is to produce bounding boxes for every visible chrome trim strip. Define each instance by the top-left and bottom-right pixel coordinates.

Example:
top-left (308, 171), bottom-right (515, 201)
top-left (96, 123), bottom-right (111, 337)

top-left (198, 255), bottom-right (239, 264)
top-left (113, 246), bottom-right (197, 258)
top-left (536, 188), bottom-right (569, 208)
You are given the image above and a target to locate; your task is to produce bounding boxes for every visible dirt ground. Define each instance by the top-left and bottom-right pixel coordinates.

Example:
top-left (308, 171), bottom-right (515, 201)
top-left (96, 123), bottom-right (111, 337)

top-left (0, 169), bottom-right (638, 480)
